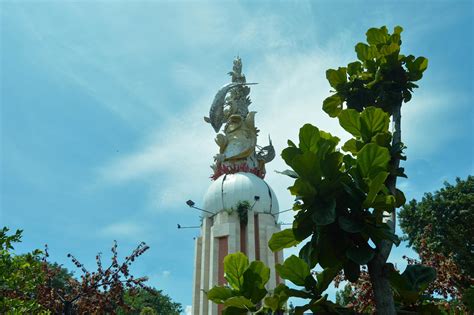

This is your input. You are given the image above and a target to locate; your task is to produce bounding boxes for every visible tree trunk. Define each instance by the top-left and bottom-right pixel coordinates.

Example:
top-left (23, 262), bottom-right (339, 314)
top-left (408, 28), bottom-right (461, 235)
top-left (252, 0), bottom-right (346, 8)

top-left (368, 255), bottom-right (396, 314)
top-left (368, 104), bottom-right (402, 314)
top-left (64, 301), bottom-right (73, 315)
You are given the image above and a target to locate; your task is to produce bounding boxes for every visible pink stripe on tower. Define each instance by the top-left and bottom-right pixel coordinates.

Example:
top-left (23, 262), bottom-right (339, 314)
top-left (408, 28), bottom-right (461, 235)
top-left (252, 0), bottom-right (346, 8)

top-left (254, 214), bottom-right (260, 260)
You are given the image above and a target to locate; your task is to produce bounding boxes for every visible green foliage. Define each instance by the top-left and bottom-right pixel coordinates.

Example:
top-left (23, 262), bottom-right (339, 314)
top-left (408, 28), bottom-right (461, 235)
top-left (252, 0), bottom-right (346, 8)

top-left (236, 201), bottom-right (250, 226)
top-left (140, 306), bottom-right (158, 315)
top-left (335, 284), bottom-right (355, 307)
top-left (275, 255), bottom-right (310, 286)
top-left (119, 288), bottom-right (182, 315)
top-left (462, 286), bottom-right (474, 310)
top-left (224, 252), bottom-right (249, 290)
top-left (278, 119), bottom-right (399, 284)
top-left (389, 264), bottom-right (436, 304)
top-left (206, 252), bottom-right (289, 314)
top-left (271, 25), bottom-right (427, 312)
top-left (268, 229), bottom-right (299, 252)
top-left (209, 25), bottom-right (429, 314)
top-left (399, 175), bottom-right (474, 278)
top-left (0, 227), bottom-right (46, 314)
top-left (323, 25), bottom-right (428, 117)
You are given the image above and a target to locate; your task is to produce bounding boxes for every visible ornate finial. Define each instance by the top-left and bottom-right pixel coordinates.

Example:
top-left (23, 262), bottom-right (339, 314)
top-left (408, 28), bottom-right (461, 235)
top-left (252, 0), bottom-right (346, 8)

top-left (205, 57), bottom-right (274, 180)
top-left (225, 57), bottom-right (252, 120)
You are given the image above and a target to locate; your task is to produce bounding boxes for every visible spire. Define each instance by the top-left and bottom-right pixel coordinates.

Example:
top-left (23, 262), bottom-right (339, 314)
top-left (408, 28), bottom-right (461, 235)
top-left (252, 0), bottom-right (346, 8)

top-left (225, 57), bottom-right (252, 118)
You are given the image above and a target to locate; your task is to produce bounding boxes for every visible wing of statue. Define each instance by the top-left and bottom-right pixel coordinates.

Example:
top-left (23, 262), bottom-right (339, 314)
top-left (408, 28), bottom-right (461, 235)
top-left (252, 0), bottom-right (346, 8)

top-left (257, 136), bottom-right (275, 163)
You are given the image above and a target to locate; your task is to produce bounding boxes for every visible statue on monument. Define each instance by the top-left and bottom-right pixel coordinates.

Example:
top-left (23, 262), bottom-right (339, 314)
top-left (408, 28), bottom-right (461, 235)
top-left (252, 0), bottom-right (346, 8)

top-left (204, 57), bottom-right (275, 180)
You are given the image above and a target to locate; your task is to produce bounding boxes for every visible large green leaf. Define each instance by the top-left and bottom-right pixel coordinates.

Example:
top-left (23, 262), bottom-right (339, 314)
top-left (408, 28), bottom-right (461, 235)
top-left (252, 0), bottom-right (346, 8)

top-left (323, 94), bottom-right (343, 117)
top-left (244, 263), bottom-right (269, 302)
top-left (292, 152), bottom-right (321, 185)
top-left (299, 241), bottom-right (318, 268)
top-left (318, 130), bottom-right (341, 151)
top-left (360, 107), bottom-right (390, 141)
top-left (346, 245), bottom-right (375, 265)
top-left (365, 223), bottom-right (400, 246)
top-left (317, 229), bottom-right (345, 268)
top-left (275, 255), bottom-right (310, 286)
top-left (356, 143), bottom-right (391, 178)
top-left (347, 61), bottom-right (362, 76)
top-left (395, 189), bottom-right (406, 207)
top-left (372, 194), bottom-right (396, 210)
top-left (343, 260), bottom-right (360, 283)
top-left (299, 124), bottom-right (320, 153)
top-left (326, 67), bottom-right (347, 89)
top-left (338, 109), bottom-right (361, 137)
top-left (289, 178), bottom-right (316, 197)
top-left (268, 229), bottom-right (299, 252)
top-left (320, 152), bottom-right (343, 179)
top-left (338, 216), bottom-right (364, 233)
top-left (355, 43), bottom-right (378, 61)
top-left (224, 252), bottom-right (249, 290)
top-left (293, 210), bottom-right (315, 241)
top-left (401, 264), bottom-right (437, 292)
top-left (315, 265), bottom-right (342, 294)
top-left (311, 198), bottom-right (336, 226)
top-left (371, 132), bottom-right (392, 147)
top-left (366, 26), bottom-right (389, 45)
top-left (407, 56), bottom-right (429, 73)
top-left (281, 146), bottom-right (301, 166)
top-left (363, 171), bottom-right (389, 207)
top-left (263, 295), bottom-right (280, 312)
top-left (393, 25), bottom-right (403, 35)
top-left (264, 284), bottom-right (290, 312)
top-left (389, 264), bottom-right (436, 304)
top-left (341, 139), bottom-right (363, 154)
top-left (244, 261), bottom-right (270, 287)
top-left (379, 42), bottom-right (400, 56)
top-left (207, 286), bottom-right (234, 304)
top-left (223, 296), bottom-right (254, 309)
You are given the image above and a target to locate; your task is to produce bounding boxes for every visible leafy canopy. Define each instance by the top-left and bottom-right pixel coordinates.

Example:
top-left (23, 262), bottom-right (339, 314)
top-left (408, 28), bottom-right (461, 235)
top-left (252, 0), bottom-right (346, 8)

top-left (0, 227), bottom-right (46, 314)
top-left (399, 175), bottom-right (474, 278)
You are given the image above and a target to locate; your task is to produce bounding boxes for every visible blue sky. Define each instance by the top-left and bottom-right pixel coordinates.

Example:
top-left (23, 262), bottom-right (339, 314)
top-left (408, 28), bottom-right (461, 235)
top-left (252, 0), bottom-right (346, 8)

top-left (1, 0), bottom-right (473, 313)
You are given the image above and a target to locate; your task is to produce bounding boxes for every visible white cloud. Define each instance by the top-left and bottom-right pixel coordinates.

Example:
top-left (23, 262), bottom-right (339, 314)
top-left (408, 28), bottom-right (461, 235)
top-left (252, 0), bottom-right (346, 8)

top-left (97, 47), bottom-right (353, 214)
top-left (162, 270), bottom-right (171, 278)
top-left (100, 222), bottom-right (144, 239)
top-left (185, 305), bottom-right (192, 315)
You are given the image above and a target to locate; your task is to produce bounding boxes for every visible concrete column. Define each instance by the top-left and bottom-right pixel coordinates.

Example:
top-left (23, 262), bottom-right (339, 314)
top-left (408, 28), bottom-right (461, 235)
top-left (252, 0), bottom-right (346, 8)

top-left (192, 237), bottom-right (202, 315)
top-left (266, 225), bottom-right (277, 289)
top-left (198, 217), bottom-right (212, 315)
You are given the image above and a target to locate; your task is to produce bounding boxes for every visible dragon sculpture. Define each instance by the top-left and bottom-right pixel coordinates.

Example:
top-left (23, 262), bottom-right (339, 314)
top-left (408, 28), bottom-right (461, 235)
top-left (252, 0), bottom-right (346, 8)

top-left (204, 57), bottom-right (275, 180)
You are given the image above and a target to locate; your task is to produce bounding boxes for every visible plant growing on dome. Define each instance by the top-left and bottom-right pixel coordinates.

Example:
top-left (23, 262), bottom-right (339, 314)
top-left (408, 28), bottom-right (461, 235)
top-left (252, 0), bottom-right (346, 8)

top-left (208, 25), bottom-right (435, 314)
top-left (236, 201), bottom-right (250, 226)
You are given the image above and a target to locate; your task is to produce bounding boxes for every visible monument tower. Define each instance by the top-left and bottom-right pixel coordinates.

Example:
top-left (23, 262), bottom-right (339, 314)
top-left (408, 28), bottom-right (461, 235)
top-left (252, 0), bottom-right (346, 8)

top-left (192, 58), bottom-right (283, 315)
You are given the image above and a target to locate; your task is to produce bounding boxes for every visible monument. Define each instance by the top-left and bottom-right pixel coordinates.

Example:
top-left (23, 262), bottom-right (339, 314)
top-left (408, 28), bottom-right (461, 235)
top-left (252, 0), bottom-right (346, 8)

top-left (192, 58), bottom-right (283, 314)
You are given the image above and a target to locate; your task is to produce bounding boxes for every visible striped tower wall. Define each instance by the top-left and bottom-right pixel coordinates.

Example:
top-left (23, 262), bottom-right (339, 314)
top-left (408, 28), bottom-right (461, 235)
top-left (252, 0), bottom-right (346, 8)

top-left (192, 210), bottom-right (283, 315)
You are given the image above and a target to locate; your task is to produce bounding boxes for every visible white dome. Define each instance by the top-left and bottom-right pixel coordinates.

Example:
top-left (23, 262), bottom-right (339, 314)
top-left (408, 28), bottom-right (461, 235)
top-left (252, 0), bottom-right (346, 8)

top-left (203, 172), bottom-right (279, 219)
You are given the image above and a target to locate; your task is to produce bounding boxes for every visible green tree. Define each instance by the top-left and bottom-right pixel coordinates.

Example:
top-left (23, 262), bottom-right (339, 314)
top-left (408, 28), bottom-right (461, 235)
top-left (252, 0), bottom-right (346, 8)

top-left (270, 25), bottom-right (428, 314)
top-left (208, 25), bottom-right (431, 315)
top-left (0, 227), bottom-right (46, 313)
top-left (139, 306), bottom-right (157, 315)
top-left (118, 288), bottom-right (182, 315)
top-left (399, 176), bottom-right (474, 278)
top-left (335, 284), bottom-right (355, 307)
